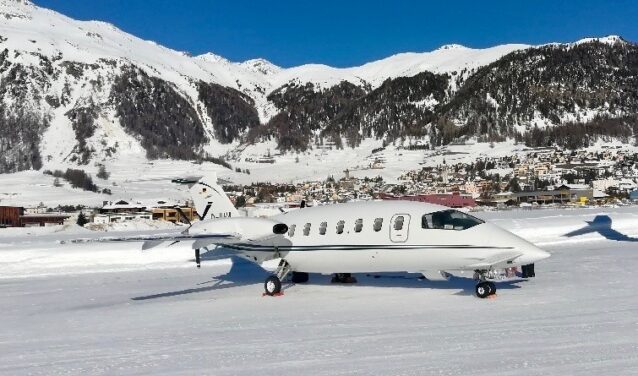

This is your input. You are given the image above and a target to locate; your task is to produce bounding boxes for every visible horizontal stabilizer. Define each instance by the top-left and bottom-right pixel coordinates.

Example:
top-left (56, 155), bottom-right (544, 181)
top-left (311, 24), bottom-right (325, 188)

top-left (464, 252), bottom-right (523, 269)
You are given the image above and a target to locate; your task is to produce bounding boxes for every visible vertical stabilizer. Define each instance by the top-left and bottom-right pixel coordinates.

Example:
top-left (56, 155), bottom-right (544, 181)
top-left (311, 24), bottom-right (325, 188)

top-left (189, 173), bottom-right (239, 220)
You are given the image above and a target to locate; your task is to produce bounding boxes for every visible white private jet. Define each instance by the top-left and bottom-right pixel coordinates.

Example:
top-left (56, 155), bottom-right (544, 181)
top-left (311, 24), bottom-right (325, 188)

top-left (70, 175), bottom-right (551, 298)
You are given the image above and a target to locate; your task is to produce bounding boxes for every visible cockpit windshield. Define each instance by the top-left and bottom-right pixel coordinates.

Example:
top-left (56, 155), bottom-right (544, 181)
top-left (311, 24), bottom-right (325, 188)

top-left (422, 210), bottom-right (484, 231)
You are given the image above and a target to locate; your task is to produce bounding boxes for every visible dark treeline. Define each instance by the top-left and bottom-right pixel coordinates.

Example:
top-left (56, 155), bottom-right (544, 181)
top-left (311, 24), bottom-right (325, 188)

top-left (517, 115), bottom-right (638, 149)
top-left (198, 81), bottom-right (260, 143)
top-left (65, 104), bottom-right (98, 164)
top-left (44, 169), bottom-right (98, 192)
top-left (439, 40), bottom-right (638, 144)
top-left (111, 66), bottom-right (206, 160)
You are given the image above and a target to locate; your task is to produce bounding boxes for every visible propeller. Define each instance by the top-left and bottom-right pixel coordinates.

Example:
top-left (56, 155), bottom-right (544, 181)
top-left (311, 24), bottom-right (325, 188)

top-left (174, 206), bottom-right (193, 227)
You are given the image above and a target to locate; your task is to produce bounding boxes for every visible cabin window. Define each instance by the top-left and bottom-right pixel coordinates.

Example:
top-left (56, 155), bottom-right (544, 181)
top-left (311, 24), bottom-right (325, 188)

top-left (394, 216), bottom-right (405, 230)
top-left (422, 210), bottom-right (484, 231)
top-left (288, 224), bottom-right (296, 237)
top-left (373, 218), bottom-right (383, 232)
top-left (319, 222), bottom-right (327, 235)
top-left (336, 220), bottom-right (345, 234)
top-left (354, 218), bottom-right (363, 233)
top-left (303, 223), bottom-right (311, 236)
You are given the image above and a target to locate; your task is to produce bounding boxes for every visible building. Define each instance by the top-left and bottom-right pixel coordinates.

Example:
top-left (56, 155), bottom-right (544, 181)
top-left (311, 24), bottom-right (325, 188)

top-left (95, 200), bottom-right (151, 224)
top-left (0, 206), bottom-right (22, 227)
top-left (93, 212), bottom-right (152, 224)
top-left (514, 185), bottom-right (594, 205)
top-left (20, 213), bottom-right (71, 227)
top-left (99, 200), bottom-right (146, 214)
top-left (151, 206), bottom-right (196, 223)
top-left (379, 193), bottom-right (476, 208)
top-left (0, 206), bottom-right (70, 227)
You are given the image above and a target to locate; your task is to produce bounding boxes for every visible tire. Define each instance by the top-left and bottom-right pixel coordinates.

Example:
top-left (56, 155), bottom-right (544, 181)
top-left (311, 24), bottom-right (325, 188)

top-left (475, 282), bottom-right (491, 299)
top-left (291, 272), bottom-right (309, 284)
top-left (264, 276), bottom-right (282, 296)
top-left (333, 273), bottom-right (358, 283)
top-left (486, 281), bottom-right (496, 295)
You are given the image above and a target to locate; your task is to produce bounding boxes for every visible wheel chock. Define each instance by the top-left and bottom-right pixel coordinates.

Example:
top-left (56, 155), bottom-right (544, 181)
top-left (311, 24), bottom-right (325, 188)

top-left (262, 292), bottom-right (285, 297)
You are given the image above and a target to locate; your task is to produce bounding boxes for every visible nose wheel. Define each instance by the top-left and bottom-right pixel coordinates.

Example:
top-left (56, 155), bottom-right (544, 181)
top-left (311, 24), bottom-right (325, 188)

top-left (474, 270), bottom-right (496, 298)
top-left (263, 259), bottom-right (292, 296)
top-left (264, 275), bottom-right (282, 295)
top-left (475, 281), bottom-right (496, 298)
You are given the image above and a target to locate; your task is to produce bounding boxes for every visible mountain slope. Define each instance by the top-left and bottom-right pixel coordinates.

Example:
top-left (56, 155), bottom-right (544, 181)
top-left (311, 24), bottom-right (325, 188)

top-left (1, 0), bottom-right (637, 176)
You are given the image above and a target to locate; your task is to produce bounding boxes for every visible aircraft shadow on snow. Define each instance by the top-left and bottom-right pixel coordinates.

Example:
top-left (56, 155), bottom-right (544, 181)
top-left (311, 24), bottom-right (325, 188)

top-left (563, 215), bottom-right (638, 242)
top-left (131, 254), bottom-right (525, 301)
top-left (131, 255), bottom-right (270, 301)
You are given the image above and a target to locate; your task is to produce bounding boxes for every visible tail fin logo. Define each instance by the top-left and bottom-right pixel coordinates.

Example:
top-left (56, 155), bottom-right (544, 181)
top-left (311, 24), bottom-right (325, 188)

top-left (188, 174), bottom-right (239, 220)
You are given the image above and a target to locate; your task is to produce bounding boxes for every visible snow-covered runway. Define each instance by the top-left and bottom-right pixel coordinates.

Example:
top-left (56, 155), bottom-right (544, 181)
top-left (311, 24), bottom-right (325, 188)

top-left (1, 208), bottom-right (638, 375)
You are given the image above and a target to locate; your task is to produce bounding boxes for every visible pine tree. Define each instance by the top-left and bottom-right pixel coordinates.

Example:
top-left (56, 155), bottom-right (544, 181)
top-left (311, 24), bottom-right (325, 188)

top-left (76, 212), bottom-right (89, 227)
top-left (97, 164), bottom-right (110, 180)
top-left (234, 195), bottom-right (246, 208)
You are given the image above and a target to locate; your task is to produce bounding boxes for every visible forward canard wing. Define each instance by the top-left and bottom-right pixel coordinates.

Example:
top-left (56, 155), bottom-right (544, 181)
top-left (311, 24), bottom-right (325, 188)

top-left (464, 251), bottom-right (523, 270)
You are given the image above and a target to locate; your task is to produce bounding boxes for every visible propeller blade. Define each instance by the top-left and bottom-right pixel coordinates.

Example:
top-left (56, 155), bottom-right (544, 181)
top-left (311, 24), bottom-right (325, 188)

top-left (174, 206), bottom-right (192, 226)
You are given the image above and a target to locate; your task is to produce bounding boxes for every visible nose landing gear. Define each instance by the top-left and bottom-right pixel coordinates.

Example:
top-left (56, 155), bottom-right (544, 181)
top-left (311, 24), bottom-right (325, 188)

top-left (474, 270), bottom-right (497, 298)
top-left (475, 281), bottom-right (496, 298)
top-left (264, 275), bottom-right (282, 296)
top-left (263, 259), bottom-right (292, 296)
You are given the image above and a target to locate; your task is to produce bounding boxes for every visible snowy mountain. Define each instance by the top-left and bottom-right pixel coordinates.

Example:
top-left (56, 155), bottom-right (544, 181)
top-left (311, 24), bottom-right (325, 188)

top-left (0, 0), bottom-right (637, 176)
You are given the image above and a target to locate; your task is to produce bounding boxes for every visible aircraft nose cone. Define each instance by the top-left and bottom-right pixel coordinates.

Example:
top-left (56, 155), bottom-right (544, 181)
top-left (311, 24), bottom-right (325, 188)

top-left (533, 248), bottom-right (551, 261)
top-left (524, 247), bottom-right (550, 264)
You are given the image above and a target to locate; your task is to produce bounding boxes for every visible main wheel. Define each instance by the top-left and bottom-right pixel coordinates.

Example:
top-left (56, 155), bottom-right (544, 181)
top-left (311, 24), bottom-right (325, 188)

top-left (264, 275), bottom-right (282, 296)
top-left (332, 273), bottom-right (357, 283)
top-left (291, 272), bottom-right (309, 283)
top-left (475, 282), bottom-right (491, 299)
top-left (486, 281), bottom-right (496, 295)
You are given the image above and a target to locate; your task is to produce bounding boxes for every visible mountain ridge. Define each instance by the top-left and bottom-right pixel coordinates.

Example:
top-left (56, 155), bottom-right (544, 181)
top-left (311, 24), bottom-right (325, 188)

top-left (0, 0), bottom-right (637, 176)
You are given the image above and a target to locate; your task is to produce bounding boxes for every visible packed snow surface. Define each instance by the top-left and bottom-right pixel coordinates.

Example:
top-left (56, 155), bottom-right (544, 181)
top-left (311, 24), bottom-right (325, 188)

top-left (1, 206), bottom-right (638, 375)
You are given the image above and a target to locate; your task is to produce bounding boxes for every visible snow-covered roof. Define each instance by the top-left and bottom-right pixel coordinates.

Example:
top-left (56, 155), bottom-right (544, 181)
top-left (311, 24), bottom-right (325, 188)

top-left (102, 203), bottom-right (146, 210)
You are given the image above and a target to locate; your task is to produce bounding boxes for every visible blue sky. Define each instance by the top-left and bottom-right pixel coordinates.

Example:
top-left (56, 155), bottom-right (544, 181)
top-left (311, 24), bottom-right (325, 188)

top-left (34, 0), bottom-right (638, 67)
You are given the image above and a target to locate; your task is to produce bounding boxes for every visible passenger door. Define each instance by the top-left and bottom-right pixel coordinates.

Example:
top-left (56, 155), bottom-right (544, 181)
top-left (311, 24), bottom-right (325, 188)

top-left (390, 214), bottom-right (410, 243)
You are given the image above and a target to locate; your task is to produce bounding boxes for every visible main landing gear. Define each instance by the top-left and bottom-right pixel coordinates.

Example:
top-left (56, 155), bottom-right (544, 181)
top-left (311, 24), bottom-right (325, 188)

top-left (473, 270), bottom-right (497, 299)
top-left (331, 273), bottom-right (357, 284)
top-left (291, 271), bottom-right (309, 283)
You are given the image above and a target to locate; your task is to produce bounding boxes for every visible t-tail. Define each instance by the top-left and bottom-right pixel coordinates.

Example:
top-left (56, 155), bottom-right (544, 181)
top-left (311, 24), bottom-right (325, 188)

top-left (189, 173), bottom-right (239, 220)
